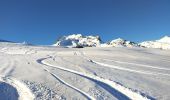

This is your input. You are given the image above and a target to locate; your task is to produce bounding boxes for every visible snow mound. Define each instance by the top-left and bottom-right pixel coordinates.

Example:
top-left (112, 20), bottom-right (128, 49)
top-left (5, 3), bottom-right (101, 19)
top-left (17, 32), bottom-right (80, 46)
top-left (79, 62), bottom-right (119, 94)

top-left (54, 34), bottom-right (102, 48)
top-left (0, 77), bottom-right (35, 100)
top-left (0, 82), bottom-right (19, 100)
top-left (140, 36), bottom-right (170, 49)
top-left (101, 38), bottom-right (139, 47)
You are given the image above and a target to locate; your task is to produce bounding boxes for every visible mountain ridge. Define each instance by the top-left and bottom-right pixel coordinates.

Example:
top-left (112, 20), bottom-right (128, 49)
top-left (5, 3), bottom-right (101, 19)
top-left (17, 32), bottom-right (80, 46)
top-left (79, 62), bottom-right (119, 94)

top-left (54, 34), bottom-right (170, 49)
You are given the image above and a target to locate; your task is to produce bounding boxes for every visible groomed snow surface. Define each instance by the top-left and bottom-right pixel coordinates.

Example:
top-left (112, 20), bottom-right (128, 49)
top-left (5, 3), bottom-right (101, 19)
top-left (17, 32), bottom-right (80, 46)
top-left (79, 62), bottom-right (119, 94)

top-left (0, 43), bottom-right (170, 100)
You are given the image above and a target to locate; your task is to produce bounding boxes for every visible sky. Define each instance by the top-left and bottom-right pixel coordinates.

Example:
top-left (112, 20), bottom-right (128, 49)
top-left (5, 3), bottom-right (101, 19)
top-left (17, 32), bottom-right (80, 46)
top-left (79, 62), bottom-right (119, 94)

top-left (0, 0), bottom-right (170, 45)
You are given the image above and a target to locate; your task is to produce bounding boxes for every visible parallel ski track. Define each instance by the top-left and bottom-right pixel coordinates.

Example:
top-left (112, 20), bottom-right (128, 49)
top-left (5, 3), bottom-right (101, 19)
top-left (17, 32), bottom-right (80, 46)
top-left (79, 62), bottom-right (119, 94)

top-left (90, 57), bottom-right (170, 71)
top-left (37, 57), bottom-right (151, 100)
top-left (0, 55), bottom-right (34, 100)
top-left (80, 52), bottom-right (170, 77)
top-left (37, 58), bottom-right (95, 100)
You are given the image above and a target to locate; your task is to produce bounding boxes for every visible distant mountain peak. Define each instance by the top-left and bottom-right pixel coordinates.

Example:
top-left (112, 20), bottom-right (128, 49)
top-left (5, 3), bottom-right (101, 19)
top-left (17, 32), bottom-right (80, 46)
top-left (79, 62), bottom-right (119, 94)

top-left (54, 34), bottom-right (102, 48)
top-left (65, 34), bottom-right (83, 40)
top-left (0, 39), bottom-right (12, 43)
top-left (109, 38), bottom-right (139, 47)
top-left (140, 35), bottom-right (170, 49)
top-left (157, 36), bottom-right (170, 43)
top-left (54, 34), bottom-right (170, 50)
top-left (110, 38), bottom-right (125, 42)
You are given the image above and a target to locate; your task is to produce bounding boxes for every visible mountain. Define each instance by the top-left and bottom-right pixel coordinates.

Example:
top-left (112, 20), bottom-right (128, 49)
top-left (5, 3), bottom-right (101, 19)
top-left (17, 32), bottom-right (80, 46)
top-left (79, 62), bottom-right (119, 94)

top-left (101, 38), bottom-right (139, 47)
top-left (0, 39), bottom-right (12, 43)
top-left (140, 36), bottom-right (170, 49)
top-left (54, 34), bottom-right (170, 50)
top-left (0, 39), bottom-right (33, 46)
top-left (157, 36), bottom-right (170, 44)
top-left (53, 34), bottom-right (102, 48)
top-left (109, 38), bottom-right (139, 47)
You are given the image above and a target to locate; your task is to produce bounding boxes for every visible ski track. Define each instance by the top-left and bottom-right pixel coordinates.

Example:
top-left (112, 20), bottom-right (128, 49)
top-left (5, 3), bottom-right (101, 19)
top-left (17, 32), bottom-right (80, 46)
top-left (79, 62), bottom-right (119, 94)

top-left (52, 53), bottom-right (170, 77)
top-left (0, 58), bottom-right (16, 77)
top-left (0, 59), bottom-right (11, 76)
top-left (91, 60), bottom-right (170, 77)
top-left (3, 60), bottom-right (16, 77)
top-left (37, 57), bottom-right (152, 100)
top-left (37, 58), bottom-right (95, 100)
top-left (92, 58), bottom-right (170, 71)
top-left (0, 56), bottom-right (35, 100)
top-left (79, 52), bottom-right (170, 77)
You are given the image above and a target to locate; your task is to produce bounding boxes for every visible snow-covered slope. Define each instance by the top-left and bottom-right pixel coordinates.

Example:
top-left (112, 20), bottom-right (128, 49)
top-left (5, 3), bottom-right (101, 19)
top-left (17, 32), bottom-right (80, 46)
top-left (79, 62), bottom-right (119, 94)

top-left (54, 34), bottom-right (102, 48)
top-left (140, 36), bottom-right (170, 49)
top-left (101, 38), bottom-right (139, 48)
top-left (0, 43), bottom-right (170, 99)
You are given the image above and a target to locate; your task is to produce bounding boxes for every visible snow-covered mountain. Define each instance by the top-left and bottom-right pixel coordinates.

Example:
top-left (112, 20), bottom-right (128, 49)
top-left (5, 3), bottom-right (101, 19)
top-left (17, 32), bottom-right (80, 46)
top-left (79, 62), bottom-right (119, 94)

top-left (54, 34), bottom-right (170, 50)
top-left (140, 36), bottom-right (170, 49)
top-left (157, 36), bottom-right (170, 44)
top-left (101, 38), bottom-right (139, 48)
top-left (54, 34), bottom-right (102, 48)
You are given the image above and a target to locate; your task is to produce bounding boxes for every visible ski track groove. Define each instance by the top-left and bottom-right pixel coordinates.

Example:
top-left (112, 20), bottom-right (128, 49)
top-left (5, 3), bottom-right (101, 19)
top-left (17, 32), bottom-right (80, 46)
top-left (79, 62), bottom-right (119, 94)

top-left (0, 58), bottom-right (16, 77)
top-left (0, 54), bottom-right (35, 100)
top-left (3, 60), bottom-right (16, 77)
top-left (91, 60), bottom-right (170, 77)
top-left (0, 59), bottom-right (11, 76)
top-left (92, 58), bottom-right (170, 71)
top-left (37, 58), bottom-right (95, 100)
top-left (37, 57), bottom-right (151, 100)
top-left (80, 52), bottom-right (170, 77)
